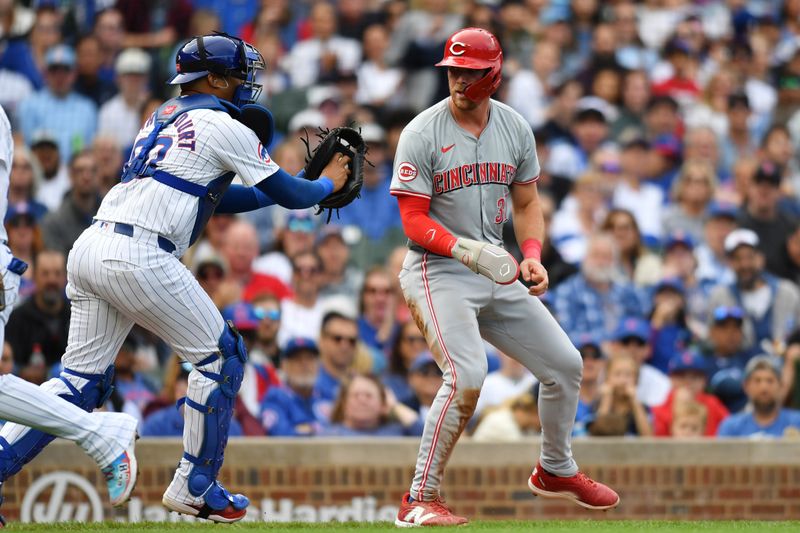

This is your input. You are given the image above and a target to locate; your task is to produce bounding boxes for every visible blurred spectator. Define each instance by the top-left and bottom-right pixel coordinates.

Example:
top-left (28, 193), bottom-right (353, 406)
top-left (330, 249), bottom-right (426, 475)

top-left (475, 352), bottom-right (536, 416)
top-left (260, 337), bottom-right (328, 436)
top-left (7, 146), bottom-right (48, 221)
top-left (116, 0), bottom-right (193, 50)
top-left (251, 293), bottom-right (283, 367)
top-left (219, 220), bottom-right (292, 308)
top-left (398, 351), bottom-right (440, 436)
top-left (92, 8), bottom-right (126, 83)
top-left (538, 79), bottom-right (583, 145)
top-left (612, 138), bottom-right (665, 242)
top-left (355, 24), bottom-right (404, 109)
top-left (709, 229), bottom-right (800, 348)
top-left (5, 203), bottom-right (42, 299)
top-left (19, 45), bottom-right (97, 162)
top-left (0, 342), bottom-right (13, 375)
top-left (278, 251), bottom-right (326, 346)
top-left (652, 351), bottom-right (728, 437)
top-left (590, 353), bottom-right (652, 437)
top-left (552, 233), bottom-right (643, 339)
top-left (719, 93), bottom-right (758, 178)
top-left (73, 35), bottom-right (116, 107)
top-left (0, 2), bottom-right (38, 87)
top-left (651, 38), bottom-right (701, 106)
top-left (98, 48), bottom-right (151, 150)
top-left (682, 127), bottom-right (724, 183)
top-left (472, 388), bottom-right (541, 442)
top-left (608, 317), bottom-right (672, 408)
top-left (661, 160), bottom-right (717, 243)
top-left (550, 171), bottom-right (607, 264)
top-left (41, 150), bottom-right (101, 257)
top-left (610, 70), bottom-right (650, 140)
top-left (221, 302), bottom-right (281, 420)
top-left (507, 40), bottom-right (560, 130)
top-left (546, 108), bottom-right (610, 182)
top-left (112, 335), bottom-right (157, 416)
top-left (669, 396), bottom-right (708, 438)
top-left (572, 333), bottom-right (606, 437)
top-left (316, 311), bottom-right (359, 403)
top-left (737, 161), bottom-right (799, 275)
top-left (141, 359), bottom-right (244, 437)
top-left (383, 320), bottom-right (428, 402)
top-left (648, 278), bottom-right (692, 373)
top-left (6, 250), bottom-right (69, 383)
top-left (285, 2), bottom-right (361, 88)
top-left (533, 192), bottom-right (577, 290)
top-left (92, 135), bottom-right (124, 195)
top-left (774, 225), bottom-right (800, 285)
top-left (192, 253), bottom-right (225, 303)
top-left (29, 131), bottom-right (68, 211)
top-left (660, 231), bottom-right (707, 331)
top-left (695, 202), bottom-right (738, 291)
top-left (323, 373), bottom-right (411, 436)
top-left (717, 356), bottom-right (800, 438)
top-left (255, 210), bottom-right (316, 285)
top-left (189, 212), bottom-right (233, 269)
top-left (357, 267), bottom-right (396, 356)
top-left (26, 7), bottom-right (64, 88)
top-left (601, 208), bottom-right (661, 287)
top-left (647, 134), bottom-right (684, 195)
top-left (316, 225), bottom-right (363, 301)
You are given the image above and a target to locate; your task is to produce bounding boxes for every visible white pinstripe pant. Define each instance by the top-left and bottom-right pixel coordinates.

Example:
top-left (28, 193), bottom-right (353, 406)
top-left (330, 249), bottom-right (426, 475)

top-left (0, 224), bottom-right (227, 504)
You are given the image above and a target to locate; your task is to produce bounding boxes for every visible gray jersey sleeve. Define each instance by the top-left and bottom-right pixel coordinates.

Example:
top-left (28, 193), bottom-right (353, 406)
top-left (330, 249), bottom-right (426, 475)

top-left (390, 128), bottom-right (433, 198)
top-left (513, 120), bottom-right (540, 185)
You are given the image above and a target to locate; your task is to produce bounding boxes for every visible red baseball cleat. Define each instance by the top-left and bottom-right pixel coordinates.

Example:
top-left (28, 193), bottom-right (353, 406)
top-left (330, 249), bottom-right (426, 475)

top-left (528, 462), bottom-right (620, 510)
top-left (395, 492), bottom-right (469, 527)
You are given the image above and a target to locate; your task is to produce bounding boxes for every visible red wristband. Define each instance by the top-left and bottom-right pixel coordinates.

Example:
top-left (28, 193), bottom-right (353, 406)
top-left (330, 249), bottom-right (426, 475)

top-left (521, 239), bottom-right (542, 262)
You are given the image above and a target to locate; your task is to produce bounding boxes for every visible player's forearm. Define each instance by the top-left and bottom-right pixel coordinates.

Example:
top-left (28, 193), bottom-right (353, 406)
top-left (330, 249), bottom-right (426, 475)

top-left (397, 194), bottom-right (458, 256)
top-left (215, 185), bottom-right (276, 214)
top-left (255, 167), bottom-right (333, 209)
top-left (511, 188), bottom-right (545, 261)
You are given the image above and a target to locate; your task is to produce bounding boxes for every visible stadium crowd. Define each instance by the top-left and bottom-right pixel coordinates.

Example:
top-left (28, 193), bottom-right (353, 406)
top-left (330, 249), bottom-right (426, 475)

top-left (2, 0), bottom-right (800, 440)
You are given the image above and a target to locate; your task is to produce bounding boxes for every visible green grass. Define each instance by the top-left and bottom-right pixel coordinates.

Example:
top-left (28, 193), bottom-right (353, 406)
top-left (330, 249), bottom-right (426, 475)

top-left (5, 521), bottom-right (800, 532)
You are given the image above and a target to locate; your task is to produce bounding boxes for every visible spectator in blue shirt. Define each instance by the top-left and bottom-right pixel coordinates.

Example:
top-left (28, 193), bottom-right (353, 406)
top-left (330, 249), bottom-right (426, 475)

top-left (718, 356), bottom-right (800, 438)
top-left (113, 335), bottom-right (157, 416)
top-left (552, 232), bottom-right (644, 340)
top-left (260, 337), bottom-right (329, 436)
top-left (19, 45), bottom-right (97, 161)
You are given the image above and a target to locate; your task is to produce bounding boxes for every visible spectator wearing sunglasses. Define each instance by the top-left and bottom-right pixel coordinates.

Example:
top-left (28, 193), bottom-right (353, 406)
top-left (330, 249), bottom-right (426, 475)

top-left (607, 317), bottom-right (672, 408)
top-left (251, 293), bottom-right (283, 368)
top-left (260, 337), bottom-right (329, 436)
top-left (316, 311), bottom-right (359, 406)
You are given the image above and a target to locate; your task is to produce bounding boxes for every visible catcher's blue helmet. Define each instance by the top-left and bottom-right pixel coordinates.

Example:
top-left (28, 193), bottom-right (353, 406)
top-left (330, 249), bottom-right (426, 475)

top-left (169, 32), bottom-right (264, 107)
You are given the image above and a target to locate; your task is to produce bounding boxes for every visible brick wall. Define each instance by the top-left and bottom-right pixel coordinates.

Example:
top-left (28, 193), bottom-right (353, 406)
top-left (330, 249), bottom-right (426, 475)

top-left (3, 438), bottom-right (799, 523)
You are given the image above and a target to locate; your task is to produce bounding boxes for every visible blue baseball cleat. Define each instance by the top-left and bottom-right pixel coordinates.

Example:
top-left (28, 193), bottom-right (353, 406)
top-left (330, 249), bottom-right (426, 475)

top-left (102, 435), bottom-right (138, 507)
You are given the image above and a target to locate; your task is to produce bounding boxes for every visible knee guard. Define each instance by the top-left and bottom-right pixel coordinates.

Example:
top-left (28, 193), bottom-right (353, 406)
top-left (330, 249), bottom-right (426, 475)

top-left (182, 321), bottom-right (248, 506)
top-left (0, 366), bottom-right (115, 481)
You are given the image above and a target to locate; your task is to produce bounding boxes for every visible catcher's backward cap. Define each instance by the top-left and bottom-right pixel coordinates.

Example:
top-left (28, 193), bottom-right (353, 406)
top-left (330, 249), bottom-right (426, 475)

top-left (436, 27), bottom-right (503, 101)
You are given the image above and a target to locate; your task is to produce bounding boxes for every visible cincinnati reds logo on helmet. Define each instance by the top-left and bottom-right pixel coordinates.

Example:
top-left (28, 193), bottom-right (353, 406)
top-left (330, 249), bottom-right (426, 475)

top-left (449, 41), bottom-right (466, 56)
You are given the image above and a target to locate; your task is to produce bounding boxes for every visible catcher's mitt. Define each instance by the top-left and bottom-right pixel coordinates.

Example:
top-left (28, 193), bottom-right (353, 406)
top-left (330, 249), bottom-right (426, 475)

top-left (302, 126), bottom-right (367, 222)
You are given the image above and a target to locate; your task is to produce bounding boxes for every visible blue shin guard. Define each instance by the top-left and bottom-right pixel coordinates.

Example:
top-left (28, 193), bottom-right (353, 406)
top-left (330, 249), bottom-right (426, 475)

top-left (0, 366), bottom-right (115, 482)
top-left (182, 321), bottom-right (249, 512)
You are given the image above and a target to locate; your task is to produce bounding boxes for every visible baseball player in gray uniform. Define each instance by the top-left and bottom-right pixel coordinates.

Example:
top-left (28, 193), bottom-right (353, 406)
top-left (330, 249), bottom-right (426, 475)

top-left (391, 28), bottom-right (619, 527)
top-left (0, 106), bottom-right (138, 526)
top-left (0, 33), bottom-right (350, 524)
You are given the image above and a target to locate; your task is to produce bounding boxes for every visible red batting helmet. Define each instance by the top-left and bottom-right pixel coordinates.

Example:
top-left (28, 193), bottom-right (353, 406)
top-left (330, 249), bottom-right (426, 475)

top-left (435, 27), bottom-right (503, 102)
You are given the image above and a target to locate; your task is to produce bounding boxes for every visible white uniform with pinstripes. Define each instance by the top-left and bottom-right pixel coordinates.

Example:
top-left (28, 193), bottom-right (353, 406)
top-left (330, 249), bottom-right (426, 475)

top-left (0, 103), bottom-right (280, 506)
top-left (0, 103), bottom-right (137, 472)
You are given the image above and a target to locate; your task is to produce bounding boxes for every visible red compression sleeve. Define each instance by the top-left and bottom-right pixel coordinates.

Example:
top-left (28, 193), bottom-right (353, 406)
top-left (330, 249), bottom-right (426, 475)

top-left (397, 194), bottom-right (458, 257)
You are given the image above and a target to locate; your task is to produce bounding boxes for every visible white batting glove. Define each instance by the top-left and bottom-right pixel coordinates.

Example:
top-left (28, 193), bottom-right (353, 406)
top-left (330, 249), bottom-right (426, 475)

top-left (451, 237), bottom-right (520, 285)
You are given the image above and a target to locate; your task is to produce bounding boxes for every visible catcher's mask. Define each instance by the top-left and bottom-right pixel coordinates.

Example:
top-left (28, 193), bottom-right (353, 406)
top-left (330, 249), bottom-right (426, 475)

top-left (436, 27), bottom-right (503, 102)
top-left (169, 32), bottom-right (265, 108)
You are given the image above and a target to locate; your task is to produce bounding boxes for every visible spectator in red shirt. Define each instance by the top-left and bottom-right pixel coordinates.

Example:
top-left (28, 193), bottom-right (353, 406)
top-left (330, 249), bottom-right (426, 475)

top-left (652, 350), bottom-right (729, 437)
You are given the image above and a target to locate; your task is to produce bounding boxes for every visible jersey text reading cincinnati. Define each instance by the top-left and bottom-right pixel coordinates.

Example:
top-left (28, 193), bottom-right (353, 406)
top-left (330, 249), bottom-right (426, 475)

top-left (433, 162), bottom-right (517, 195)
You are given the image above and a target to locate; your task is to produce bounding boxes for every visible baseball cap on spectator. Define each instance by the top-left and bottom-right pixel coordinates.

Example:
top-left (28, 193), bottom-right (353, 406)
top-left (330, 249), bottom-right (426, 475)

top-left (667, 350), bottom-right (707, 375)
top-left (611, 317), bottom-right (651, 343)
top-left (307, 85), bottom-right (341, 108)
top-left (45, 45), bottom-right (76, 69)
top-left (576, 97), bottom-right (617, 123)
top-left (115, 48), bottom-right (151, 75)
top-left (621, 137), bottom-right (650, 151)
top-left (654, 277), bottom-right (685, 295)
top-left (709, 368), bottom-right (747, 412)
top-left (724, 228), bottom-right (759, 255)
top-left (5, 201), bottom-right (39, 225)
top-left (652, 134), bottom-right (682, 160)
top-left (707, 201), bottom-right (738, 221)
top-left (664, 37), bottom-right (695, 57)
top-left (573, 107), bottom-right (607, 125)
top-left (664, 230), bottom-right (694, 252)
top-left (286, 211), bottom-right (316, 233)
top-left (752, 161), bottom-right (782, 187)
top-left (743, 355), bottom-right (781, 381)
top-left (360, 123), bottom-right (386, 145)
top-left (571, 332), bottom-right (605, 360)
top-left (30, 130), bottom-right (59, 150)
top-left (282, 337), bottom-right (319, 359)
top-left (711, 305), bottom-right (744, 324)
top-left (316, 225), bottom-right (345, 246)
top-left (727, 92), bottom-right (750, 111)
top-left (288, 109), bottom-right (326, 133)
top-left (646, 95), bottom-right (679, 113)
top-left (221, 302), bottom-right (264, 331)
top-left (409, 351), bottom-right (442, 375)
